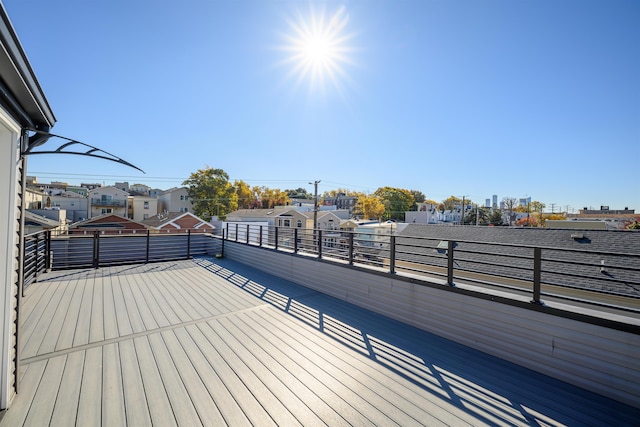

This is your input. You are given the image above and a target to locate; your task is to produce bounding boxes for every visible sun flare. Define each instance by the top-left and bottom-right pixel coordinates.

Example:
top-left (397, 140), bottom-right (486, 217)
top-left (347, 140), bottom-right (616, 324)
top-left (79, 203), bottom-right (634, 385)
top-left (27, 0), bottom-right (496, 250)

top-left (280, 5), bottom-right (354, 94)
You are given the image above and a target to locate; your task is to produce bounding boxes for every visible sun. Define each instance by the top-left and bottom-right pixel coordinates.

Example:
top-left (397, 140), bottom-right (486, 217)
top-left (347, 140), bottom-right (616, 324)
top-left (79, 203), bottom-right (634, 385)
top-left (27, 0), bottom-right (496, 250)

top-left (280, 5), bottom-right (354, 94)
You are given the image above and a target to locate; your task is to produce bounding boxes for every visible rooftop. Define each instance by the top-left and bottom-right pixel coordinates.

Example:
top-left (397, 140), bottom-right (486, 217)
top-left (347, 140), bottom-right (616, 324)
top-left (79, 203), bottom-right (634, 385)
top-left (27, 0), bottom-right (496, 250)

top-left (4, 257), bottom-right (638, 426)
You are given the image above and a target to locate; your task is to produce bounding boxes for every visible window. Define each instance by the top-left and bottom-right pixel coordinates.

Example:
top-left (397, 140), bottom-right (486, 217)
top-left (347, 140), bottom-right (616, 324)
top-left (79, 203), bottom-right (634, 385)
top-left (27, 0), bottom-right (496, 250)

top-left (143, 214), bottom-right (149, 219)
top-left (180, 195), bottom-right (189, 201)
top-left (297, 220), bottom-right (302, 228)
top-left (283, 219), bottom-right (291, 227)
top-left (144, 201), bottom-right (149, 209)
top-left (101, 208), bottom-right (112, 214)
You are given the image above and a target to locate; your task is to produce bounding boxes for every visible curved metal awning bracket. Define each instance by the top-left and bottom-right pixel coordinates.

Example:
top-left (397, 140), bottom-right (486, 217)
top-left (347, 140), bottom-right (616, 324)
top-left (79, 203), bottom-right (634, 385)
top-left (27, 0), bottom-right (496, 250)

top-left (21, 129), bottom-right (145, 173)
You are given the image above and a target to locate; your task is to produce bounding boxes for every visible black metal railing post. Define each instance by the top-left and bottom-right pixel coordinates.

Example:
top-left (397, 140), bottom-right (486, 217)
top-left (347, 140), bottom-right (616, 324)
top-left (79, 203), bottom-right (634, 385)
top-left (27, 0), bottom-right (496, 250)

top-left (294, 228), bottom-right (298, 253)
top-left (246, 224), bottom-right (250, 244)
top-left (275, 227), bottom-right (279, 250)
top-left (225, 223), bottom-right (229, 242)
top-left (235, 224), bottom-right (239, 242)
top-left (447, 240), bottom-right (455, 286)
top-left (145, 229), bottom-right (151, 263)
top-left (259, 225), bottom-right (263, 247)
top-left (45, 230), bottom-right (51, 271)
top-left (34, 232), bottom-right (40, 281)
top-left (221, 229), bottom-right (225, 257)
top-left (93, 231), bottom-right (100, 269)
top-left (317, 229), bottom-right (322, 258)
top-left (187, 229), bottom-right (192, 259)
top-left (348, 233), bottom-right (354, 265)
top-left (389, 235), bottom-right (396, 274)
top-left (532, 247), bottom-right (542, 304)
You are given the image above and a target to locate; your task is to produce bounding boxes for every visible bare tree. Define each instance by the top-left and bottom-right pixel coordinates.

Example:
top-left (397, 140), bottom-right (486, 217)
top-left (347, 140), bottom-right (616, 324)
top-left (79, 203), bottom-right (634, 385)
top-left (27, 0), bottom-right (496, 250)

top-left (501, 197), bottom-right (517, 225)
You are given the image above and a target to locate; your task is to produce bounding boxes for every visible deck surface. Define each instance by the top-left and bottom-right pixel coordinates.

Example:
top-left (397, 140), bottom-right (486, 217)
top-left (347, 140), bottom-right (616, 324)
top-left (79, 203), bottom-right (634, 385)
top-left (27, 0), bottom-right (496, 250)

top-left (3, 257), bottom-right (639, 426)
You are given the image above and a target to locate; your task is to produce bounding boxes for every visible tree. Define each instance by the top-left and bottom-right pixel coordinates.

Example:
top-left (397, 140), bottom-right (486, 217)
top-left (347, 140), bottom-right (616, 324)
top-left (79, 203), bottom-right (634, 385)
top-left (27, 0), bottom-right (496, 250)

top-left (354, 194), bottom-right (385, 220)
top-left (501, 197), bottom-right (517, 225)
top-left (409, 190), bottom-right (426, 211)
top-left (439, 196), bottom-right (462, 212)
top-left (183, 167), bottom-right (238, 220)
top-left (254, 186), bottom-right (289, 209)
top-left (627, 220), bottom-right (640, 230)
top-left (234, 180), bottom-right (258, 209)
top-left (286, 188), bottom-right (311, 199)
top-left (373, 187), bottom-right (414, 221)
top-left (489, 209), bottom-right (503, 226)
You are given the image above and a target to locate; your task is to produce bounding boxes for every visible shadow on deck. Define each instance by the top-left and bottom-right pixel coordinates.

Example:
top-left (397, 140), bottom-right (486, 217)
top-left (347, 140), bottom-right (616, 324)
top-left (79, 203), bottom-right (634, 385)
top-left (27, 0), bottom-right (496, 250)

top-left (3, 257), bottom-right (639, 426)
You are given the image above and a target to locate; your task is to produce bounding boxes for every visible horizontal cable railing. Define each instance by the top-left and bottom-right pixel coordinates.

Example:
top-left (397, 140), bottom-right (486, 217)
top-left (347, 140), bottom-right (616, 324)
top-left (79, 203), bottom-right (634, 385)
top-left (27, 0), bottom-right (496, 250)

top-left (23, 230), bottom-right (51, 292)
top-left (224, 223), bottom-right (640, 313)
top-left (22, 230), bottom-right (223, 279)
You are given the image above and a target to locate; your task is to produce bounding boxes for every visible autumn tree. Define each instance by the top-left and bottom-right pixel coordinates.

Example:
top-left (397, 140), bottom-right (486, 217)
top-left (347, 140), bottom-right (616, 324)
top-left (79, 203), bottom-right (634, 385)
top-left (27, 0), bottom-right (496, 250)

top-left (254, 186), bottom-right (290, 209)
top-left (374, 187), bottom-right (414, 221)
top-left (234, 180), bottom-right (259, 209)
top-left (183, 167), bottom-right (238, 220)
top-left (354, 194), bottom-right (386, 220)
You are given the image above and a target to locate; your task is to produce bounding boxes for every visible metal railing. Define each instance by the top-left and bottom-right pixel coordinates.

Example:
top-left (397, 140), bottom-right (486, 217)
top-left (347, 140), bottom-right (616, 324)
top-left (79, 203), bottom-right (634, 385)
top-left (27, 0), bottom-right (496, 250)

top-left (23, 230), bottom-right (52, 292)
top-left (224, 223), bottom-right (640, 312)
top-left (22, 230), bottom-right (223, 280)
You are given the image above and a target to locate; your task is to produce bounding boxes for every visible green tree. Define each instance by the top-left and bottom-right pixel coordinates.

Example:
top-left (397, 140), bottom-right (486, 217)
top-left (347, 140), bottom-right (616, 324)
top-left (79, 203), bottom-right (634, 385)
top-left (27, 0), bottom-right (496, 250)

top-left (489, 209), bottom-right (503, 226)
top-left (409, 190), bottom-right (426, 211)
top-left (373, 187), bottom-right (414, 221)
top-left (183, 167), bottom-right (238, 220)
top-left (627, 220), bottom-right (640, 230)
top-left (286, 188), bottom-right (311, 199)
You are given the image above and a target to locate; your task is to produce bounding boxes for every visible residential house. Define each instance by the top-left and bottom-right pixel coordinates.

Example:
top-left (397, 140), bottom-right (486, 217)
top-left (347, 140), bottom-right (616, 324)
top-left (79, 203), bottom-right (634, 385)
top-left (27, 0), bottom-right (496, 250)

top-left (43, 190), bottom-right (88, 222)
top-left (128, 195), bottom-right (159, 222)
top-left (69, 213), bottom-right (148, 235)
top-left (89, 186), bottom-right (129, 218)
top-left (141, 211), bottom-right (214, 234)
top-left (158, 187), bottom-right (193, 214)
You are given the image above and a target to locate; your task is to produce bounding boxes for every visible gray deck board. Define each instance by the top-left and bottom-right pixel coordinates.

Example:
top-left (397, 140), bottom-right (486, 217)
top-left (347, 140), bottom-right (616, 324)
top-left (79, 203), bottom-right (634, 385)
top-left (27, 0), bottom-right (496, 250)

top-left (5, 258), bottom-right (640, 427)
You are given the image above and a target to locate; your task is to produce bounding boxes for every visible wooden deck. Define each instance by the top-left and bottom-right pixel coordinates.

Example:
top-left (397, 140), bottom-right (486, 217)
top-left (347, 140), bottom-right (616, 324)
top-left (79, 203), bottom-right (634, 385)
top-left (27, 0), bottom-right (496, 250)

top-left (3, 257), bottom-right (639, 426)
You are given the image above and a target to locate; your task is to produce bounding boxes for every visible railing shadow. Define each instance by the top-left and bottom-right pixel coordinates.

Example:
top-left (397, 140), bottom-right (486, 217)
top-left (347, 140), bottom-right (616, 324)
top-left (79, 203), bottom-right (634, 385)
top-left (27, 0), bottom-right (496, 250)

top-left (194, 256), bottom-right (639, 426)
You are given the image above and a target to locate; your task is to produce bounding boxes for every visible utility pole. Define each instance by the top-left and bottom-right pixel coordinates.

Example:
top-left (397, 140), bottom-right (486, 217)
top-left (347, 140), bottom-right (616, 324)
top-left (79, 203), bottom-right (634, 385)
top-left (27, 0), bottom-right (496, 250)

top-left (309, 180), bottom-right (320, 241)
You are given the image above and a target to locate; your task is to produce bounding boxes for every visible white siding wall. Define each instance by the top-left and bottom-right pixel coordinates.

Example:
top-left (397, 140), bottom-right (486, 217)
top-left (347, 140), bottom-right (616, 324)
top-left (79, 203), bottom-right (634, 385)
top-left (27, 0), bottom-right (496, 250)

top-left (223, 241), bottom-right (640, 409)
top-left (0, 109), bottom-right (22, 408)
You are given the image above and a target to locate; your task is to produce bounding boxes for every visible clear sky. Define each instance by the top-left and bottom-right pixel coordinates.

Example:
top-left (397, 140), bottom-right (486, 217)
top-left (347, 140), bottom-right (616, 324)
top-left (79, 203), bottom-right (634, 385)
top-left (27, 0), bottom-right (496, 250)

top-left (5, 0), bottom-right (639, 212)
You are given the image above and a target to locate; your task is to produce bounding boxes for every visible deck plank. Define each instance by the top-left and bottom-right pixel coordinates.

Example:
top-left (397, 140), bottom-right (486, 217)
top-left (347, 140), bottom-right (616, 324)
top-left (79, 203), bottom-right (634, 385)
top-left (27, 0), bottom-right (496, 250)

top-left (49, 350), bottom-right (84, 426)
top-left (118, 274), bottom-right (147, 334)
top-left (146, 333), bottom-right (203, 426)
top-left (102, 343), bottom-right (126, 426)
top-left (76, 347), bottom-right (102, 426)
top-left (161, 329), bottom-right (227, 426)
top-left (89, 276), bottom-right (105, 343)
top-left (23, 354), bottom-right (66, 426)
top-left (133, 336), bottom-right (178, 427)
top-left (112, 274), bottom-right (134, 337)
top-left (0, 360), bottom-right (47, 427)
top-left (102, 274), bottom-right (120, 340)
top-left (119, 339), bottom-right (152, 427)
top-left (182, 324), bottom-right (277, 426)
top-left (72, 275), bottom-right (95, 348)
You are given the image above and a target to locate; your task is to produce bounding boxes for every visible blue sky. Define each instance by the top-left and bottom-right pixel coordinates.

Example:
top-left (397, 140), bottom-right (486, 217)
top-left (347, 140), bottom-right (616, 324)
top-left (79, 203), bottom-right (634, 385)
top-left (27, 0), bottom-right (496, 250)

top-left (5, 0), bottom-right (639, 212)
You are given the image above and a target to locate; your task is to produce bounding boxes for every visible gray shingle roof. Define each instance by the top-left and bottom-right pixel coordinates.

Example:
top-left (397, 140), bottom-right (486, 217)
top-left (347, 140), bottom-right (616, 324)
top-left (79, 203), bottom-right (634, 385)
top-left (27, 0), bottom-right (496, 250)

top-left (390, 225), bottom-right (640, 297)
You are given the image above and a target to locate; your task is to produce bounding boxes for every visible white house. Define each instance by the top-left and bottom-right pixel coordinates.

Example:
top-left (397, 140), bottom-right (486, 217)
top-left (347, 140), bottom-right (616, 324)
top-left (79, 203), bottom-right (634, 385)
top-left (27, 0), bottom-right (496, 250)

top-left (89, 186), bottom-right (129, 218)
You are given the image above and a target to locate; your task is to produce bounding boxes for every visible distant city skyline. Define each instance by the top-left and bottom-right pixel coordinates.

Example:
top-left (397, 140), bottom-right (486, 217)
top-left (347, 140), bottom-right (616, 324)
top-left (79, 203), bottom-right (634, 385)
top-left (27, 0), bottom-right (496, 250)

top-left (6, 0), bottom-right (639, 212)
